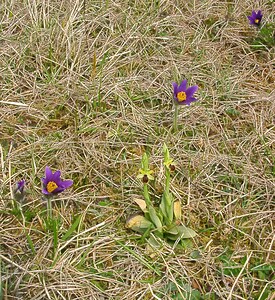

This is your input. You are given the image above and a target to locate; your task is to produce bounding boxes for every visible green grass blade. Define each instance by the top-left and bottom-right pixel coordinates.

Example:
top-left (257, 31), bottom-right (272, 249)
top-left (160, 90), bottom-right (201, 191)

top-left (62, 215), bottom-right (81, 241)
top-left (116, 240), bottom-right (161, 276)
top-left (26, 234), bottom-right (36, 255)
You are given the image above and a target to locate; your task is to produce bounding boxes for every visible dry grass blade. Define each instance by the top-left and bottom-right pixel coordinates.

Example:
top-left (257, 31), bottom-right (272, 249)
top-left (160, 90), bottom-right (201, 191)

top-left (0, 0), bottom-right (274, 299)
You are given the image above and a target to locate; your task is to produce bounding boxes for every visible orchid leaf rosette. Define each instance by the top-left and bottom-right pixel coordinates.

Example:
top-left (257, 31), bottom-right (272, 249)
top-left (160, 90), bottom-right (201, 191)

top-left (126, 145), bottom-right (196, 244)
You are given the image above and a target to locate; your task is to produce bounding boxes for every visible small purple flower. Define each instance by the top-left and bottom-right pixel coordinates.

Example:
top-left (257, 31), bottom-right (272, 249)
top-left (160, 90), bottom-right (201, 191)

top-left (42, 166), bottom-right (73, 195)
top-left (172, 80), bottom-right (198, 106)
top-left (13, 180), bottom-right (26, 202)
top-left (16, 180), bottom-right (26, 193)
top-left (248, 10), bottom-right (263, 27)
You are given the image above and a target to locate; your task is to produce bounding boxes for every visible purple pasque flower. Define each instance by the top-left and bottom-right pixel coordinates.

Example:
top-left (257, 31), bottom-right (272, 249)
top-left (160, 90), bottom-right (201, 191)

top-left (42, 166), bottom-right (73, 195)
top-left (248, 10), bottom-right (263, 27)
top-left (16, 180), bottom-right (26, 193)
top-left (172, 80), bottom-right (198, 106)
top-left (13, 179), bottom-right (26, 202)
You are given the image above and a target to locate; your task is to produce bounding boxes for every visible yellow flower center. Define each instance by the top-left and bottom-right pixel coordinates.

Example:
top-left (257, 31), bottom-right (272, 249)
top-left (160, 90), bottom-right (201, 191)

top-left (177, 91), bottom-right (187, 102)
top-left (47, 181), bottom-right (58, 193)
top-left (255, 19), bottom-right (259, 24)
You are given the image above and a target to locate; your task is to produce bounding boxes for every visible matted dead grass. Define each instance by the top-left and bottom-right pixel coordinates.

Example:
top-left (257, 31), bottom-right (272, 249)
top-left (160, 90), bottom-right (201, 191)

top-left (1, 1), bottom-right (274, 299)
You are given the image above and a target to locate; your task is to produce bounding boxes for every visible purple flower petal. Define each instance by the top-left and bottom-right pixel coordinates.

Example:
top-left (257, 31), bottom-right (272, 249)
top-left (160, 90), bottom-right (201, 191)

top-left (60, 179), bottom-right (73, 189)
top-left (178, 80), bottom-right (187, 92)
top-left (17, 180), bottom-right (26, 192)
top-left (172, 79), bottom-right (199, 106)
top-left (42, 177), bottom-right (48, 185)
top-left (42, 188), bottom-right (50, 195)
top-left (172, 82), bottom-right (178, 90)
top-left (172, 82), bottom-right (178, 95)
top-left (41, 166), bottom-right (73, 195)
top-left (248, 10), bottom-right (263, 26)
top-left (186, 97), bottom-right (198, 105)
top-left (177, 97), bottom-right (195, 106)
top-left (45, 166), bottom-right (53, 179)
top-left (53, 186), bottom-right (65, 193)
top-left (52, 170), bottom-right (61, 181)
top-left (185, 85), bottom-right (198, 98)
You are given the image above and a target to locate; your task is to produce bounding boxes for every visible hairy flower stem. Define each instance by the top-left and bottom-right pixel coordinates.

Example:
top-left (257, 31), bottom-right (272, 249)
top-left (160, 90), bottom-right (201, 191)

top-left (47, 196), bottom-right (53, 219)
top-left (173, 105), bottom-right (179, 132)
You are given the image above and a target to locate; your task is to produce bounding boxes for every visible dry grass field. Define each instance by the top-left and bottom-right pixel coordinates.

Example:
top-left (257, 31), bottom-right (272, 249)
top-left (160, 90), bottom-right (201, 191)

top-left (0, 0), bottom-right (274, 299)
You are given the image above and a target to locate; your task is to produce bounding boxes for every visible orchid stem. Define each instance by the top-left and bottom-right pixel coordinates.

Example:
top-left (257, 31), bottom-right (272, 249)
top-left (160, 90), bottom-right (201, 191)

top-left (173, 105), bottom-right (179, 132)
top-left (143, 184), bottom-right (152, 208)
top-left (165, 168), bottom-right (170, 195)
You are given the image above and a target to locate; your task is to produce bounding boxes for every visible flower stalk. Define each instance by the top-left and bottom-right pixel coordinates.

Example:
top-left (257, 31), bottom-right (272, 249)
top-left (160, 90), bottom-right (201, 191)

top-left (143, 183), bottom-right (152, 208)
top-left (173, 104), bottom-right (179, 133)
top-left (47, 195), bottom-right (53, 219)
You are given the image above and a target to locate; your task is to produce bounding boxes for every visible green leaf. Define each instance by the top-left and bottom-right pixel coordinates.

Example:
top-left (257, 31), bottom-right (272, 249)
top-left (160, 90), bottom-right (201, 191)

top-left (146, 235), bottom-right (163, 258)
top-left (166, 226), bottom-right (178, 235)
top-left (177, 225), bottom-right (197, 238)
top-left (163, 190), bottom-right (173, 223)
top-left (163, 143), bottom-right (170, 163)
top-left (26, 234), bottom-right (36, 254)
top-left (62, 215), bottom-right (81, 241)
top-left (159, 195), bottom-right (167, 219)
top-left (52, 219), bottom-right (59, 255)
top-left (141, 152), bottom-right (149, 170)
top-left (148, 207), bottom-right (163, 233)
top-left (190, 250), bottom-right (202, 260)
top-left (166, 225), bottom-right (197, 240)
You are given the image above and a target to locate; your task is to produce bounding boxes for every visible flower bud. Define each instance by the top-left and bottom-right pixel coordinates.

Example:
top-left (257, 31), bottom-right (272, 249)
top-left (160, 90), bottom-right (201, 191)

top-left (13, 180), bottom-right (26, 203)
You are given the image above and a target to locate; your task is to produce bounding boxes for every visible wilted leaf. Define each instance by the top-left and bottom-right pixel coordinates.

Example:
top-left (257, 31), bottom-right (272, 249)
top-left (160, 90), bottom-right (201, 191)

top-left (125, 214), bottom-right (153, 234)
top-left (173, 200), bottom-right (181, 220)
top-left (134, 198), bottom-right (147, 212)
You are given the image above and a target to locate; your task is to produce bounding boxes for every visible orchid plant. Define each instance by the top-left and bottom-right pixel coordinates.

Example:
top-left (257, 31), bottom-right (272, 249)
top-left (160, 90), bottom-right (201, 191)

top-left (126, 144), bottom-right (196, 244)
